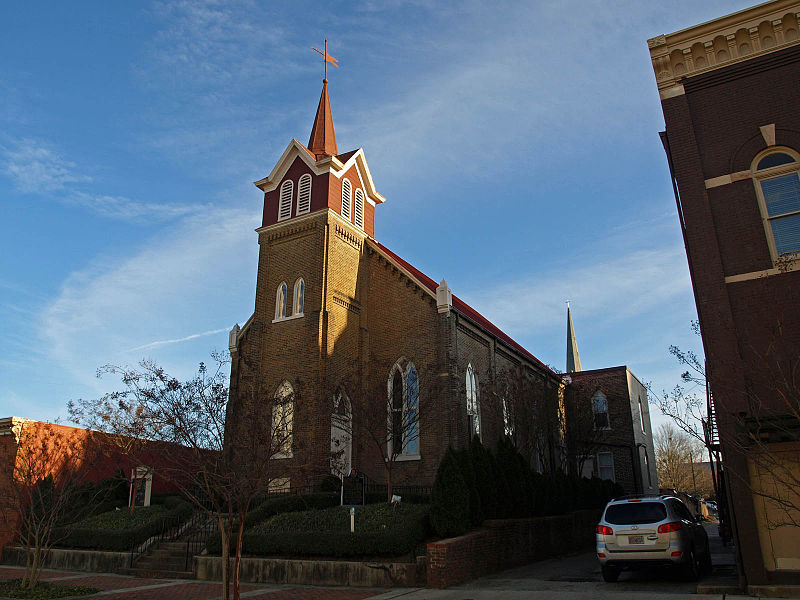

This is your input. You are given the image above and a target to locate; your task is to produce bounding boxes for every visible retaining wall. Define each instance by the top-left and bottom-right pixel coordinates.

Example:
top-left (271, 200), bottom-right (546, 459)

top-left (195, 555), bottom-right (426, 587)
top-left (426, 509), bottom-right (600, 588)
top-left (2, 546), bottom-right (130, 573)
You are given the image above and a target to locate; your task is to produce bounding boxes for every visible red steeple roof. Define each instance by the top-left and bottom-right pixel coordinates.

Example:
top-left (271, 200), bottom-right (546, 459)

top-left (307, 80), bottom-right (338, 158)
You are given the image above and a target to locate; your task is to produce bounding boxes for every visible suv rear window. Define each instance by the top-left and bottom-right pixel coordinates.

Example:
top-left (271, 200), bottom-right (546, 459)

top-left (604, 502), bottom-right (667, 524)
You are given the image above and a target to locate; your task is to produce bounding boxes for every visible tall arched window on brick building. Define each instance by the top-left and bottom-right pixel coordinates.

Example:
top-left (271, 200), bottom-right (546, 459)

top-left (387, 359), bottom-right (420, 458)
top-left (278, 179), bottom-right (293, 221)
top-left (292, 278), bottom-right (304, 316)
top-left (466, 363), bottom-right (480, 440)
top-left (592, 390), bottom-right (610, 429)
top-left (273, 380), bottom-right (294, 457)
top-left (331, 390), bottom-right (352, 477)
top-left (341, 179), bottom-right (352, 221)
top-left (275, 282), bottom-right (288, 321)
top-left (752, 148), bottom-right (800, 260)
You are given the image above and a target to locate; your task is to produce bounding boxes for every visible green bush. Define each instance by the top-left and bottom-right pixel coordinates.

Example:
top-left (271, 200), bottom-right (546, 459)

top-left (430, 447), bottom-right (470, 538)
top-left (244, 492), bottom-right (339, 527)
top-left (54, 499), bottom-right (192, 551)
top-left (455, 447), bottom-right (483, 526)
top-left (209, 503), bottom-right (429, 558)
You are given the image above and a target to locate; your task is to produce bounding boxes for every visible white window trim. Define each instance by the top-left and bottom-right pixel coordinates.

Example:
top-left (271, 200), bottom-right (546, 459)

top-left (292, 278), bottom-right (305, 317)
top-left (278, 180), bottom-right (293, 221)
top-left (597, 451), bottom-right (616, 482)
top-left (272, 312), bottom-right (304, 324)
top-left (466, 363), bottom-right (480, 440)
top-left (296, 174), bottom-right (312, 216)
top-left (751, 147), bottom-right (800, 264)
top-left (354, 188), bottom-right (364, 229)
top-left (341, 179), bottom-right (352, 221)
top-left (275, 281), bottom-right (288, 321)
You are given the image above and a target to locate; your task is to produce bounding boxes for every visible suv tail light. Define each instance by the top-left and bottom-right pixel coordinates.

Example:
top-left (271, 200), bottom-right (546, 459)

top-left (657, 521), bottom-right (683, 533)
top-left (596, 525), bottom-right (613, 535)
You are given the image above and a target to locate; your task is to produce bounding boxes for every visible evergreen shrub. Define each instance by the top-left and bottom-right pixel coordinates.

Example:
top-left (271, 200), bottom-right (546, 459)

top-left (430, 447), bottom-right (470, 537)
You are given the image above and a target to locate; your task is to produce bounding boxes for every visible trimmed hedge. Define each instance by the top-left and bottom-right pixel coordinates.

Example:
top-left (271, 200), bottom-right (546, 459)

top-left (430, 447), bottom-right (470, 537)
top-left (210, 503), bottom-right (430, 558)
top-left (244, 493), bottom-right (340, 527)
top-left (53, 497), bottom-right (193, 551)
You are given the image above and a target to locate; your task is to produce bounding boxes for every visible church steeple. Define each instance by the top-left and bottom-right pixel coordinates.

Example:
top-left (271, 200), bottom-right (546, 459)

top-left (307, 79), bottom-right (338, 158)
top-left (566, 304), bottom-right (582, 373)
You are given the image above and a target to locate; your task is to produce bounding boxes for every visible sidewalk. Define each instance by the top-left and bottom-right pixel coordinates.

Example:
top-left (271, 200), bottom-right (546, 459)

top-left (697, 521), bottom-right (742, 596)
top-left (0, 566), bottom-right (383, 600)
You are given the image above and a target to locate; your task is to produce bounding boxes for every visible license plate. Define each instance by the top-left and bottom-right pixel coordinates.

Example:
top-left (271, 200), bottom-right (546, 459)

top-left (628, 535), bottom-right (644, 544)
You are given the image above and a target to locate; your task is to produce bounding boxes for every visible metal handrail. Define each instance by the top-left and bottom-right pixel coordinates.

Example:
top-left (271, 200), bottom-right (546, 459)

top-left (128, 512), bottom-right (186, 568)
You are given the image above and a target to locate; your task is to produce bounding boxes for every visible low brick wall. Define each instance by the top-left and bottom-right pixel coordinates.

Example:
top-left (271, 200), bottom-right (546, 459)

top-left (426, 509), bottom-right (600, 588)
top-left (2, 546), bottom-right (130, 573)
top-left (195, 555), bottom-right (425, 587)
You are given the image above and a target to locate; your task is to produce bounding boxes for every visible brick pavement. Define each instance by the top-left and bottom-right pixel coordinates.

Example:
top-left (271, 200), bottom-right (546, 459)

top-left (0, 566), bottom-right (384, 599)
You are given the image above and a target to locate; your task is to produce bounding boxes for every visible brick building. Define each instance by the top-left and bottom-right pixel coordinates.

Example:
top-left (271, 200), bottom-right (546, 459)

top-left (562, 307), bottom-right (658, 496)
top-left (225, 79), bottom-right (566, 491)
top-left (648, 0), bottom-right (800, 585)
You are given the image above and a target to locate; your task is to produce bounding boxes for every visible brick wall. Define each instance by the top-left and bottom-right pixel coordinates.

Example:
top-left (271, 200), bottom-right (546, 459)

top-left (426, 510), bottom-right (599, 588)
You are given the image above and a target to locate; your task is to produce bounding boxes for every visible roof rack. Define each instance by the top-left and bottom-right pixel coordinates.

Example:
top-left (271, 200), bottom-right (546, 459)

top-left (611, 493), bottom-right (676, 501)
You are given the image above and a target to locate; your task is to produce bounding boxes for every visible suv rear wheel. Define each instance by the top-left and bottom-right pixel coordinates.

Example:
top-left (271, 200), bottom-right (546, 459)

top-left (682, 548), bottom-right (699, 581)
top-left (700, 541), bottom-right (713, 575)
top-left (601, 565), bottom-right (620, 583)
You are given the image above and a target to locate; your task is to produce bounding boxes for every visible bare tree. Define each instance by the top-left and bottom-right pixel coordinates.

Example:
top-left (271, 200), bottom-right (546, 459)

top-left (0, 420), bottom-right (104, 589)
top-left (655, 423), bottom-right (713, 497)
top-left (72, 355), bottom-right (296, 600)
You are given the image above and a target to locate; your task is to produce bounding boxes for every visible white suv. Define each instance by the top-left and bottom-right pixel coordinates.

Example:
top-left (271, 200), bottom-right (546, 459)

top-left (596, 495), bottom-right (711, 582)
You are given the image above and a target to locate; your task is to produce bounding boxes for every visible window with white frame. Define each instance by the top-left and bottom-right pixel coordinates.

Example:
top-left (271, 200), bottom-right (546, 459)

top-left (466, 363), bottom-right (480, 440)
top-left (592, 390), bottom-right (610, 429)
top-left (387, 360), bottom-right (420, 458)
top-left (297, 174), bottom-right (312, 215)
top-left (272, 380), bottom-right (294, 457)
top-left (638, 396), bottom-right (646, 432)
top-left (354, 188), bottom-right (364, 229)
top-left (275, 282), bottom-right (288, 320)
top-left (643, 449), bottom-right (652, 487)
top-left (341, 179), bottom-right (352, 221)
top-left (597, 451), bottom-right (615, 481)
top-left (752, 148), bottom-right (800, 259)
top-left (278, 180), bottom-right (293, 221)
top-left (292, 278), bottom-right (304, 316)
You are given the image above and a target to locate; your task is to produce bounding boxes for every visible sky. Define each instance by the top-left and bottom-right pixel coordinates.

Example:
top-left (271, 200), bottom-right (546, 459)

top-left (0, 0), bottom-right (753, 428)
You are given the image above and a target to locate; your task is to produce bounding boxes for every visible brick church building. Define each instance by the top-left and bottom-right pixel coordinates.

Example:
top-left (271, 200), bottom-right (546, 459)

top-left (224, 78), bottom-right (565, 491)
top-left (224, 75), bottom-right (657, 495)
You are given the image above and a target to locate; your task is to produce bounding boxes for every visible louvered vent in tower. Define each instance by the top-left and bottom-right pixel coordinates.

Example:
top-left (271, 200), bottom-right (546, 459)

top-left (279, 180), bottom-right (293, 221)
top-left (297, 174), bottom-right (312, 215)
top-left (354, 188), bottom-right (364, 228)
top-left (341, 179), bottom-right (352, 221)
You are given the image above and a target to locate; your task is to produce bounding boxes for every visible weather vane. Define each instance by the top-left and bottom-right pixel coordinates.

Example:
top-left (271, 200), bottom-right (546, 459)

top-left (311, 39), bottom-right (339, 82)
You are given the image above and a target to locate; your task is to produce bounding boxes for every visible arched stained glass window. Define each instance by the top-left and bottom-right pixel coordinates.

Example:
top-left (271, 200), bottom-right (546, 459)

top-left (293, 278), bottom-right (304, 316)
top-left (275, 282), bottom-right (288, 320)
top-left (273, 380), bottom-right (294, 456)
top-left (592, 390), bottom-right (610, 429)
top-left (466, 364), bottom-right (480, 440)
top-left (387, 359), bottom-right (421, 458)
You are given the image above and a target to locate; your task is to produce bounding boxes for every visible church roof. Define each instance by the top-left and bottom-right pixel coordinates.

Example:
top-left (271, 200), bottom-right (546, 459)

top-left (373, 241), bottom-right (557, 377)
top-left (307, 79), bottom-right (338, 158)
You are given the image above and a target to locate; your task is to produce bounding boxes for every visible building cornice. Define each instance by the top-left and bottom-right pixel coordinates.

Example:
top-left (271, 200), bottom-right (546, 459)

top-left (648, 0), bottom-right (800, 99)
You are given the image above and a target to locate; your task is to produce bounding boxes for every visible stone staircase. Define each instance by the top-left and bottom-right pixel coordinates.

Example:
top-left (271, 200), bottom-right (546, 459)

top-left (121, 538), bottom-right (195, 579)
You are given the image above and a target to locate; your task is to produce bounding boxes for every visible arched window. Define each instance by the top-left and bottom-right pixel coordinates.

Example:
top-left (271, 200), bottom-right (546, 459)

top-left (752, 148), bottom-right (800, 259)
top-left (273, 381), bottom-right (294, 457)
top-left (331, 390), bottom-right (352, 477)
top-left (341, 179), bottom-right (352, 221)
top-left (275, 282), bottom-right (288, 321)
top-left (638, 396), bottom-right (646, 432)
top-left (297, 174), bottom-right (312, 215)
top-left (466, 363), bottom-right (480, 440)
top-left (502, 397), bottom-right (514, 439)
top-left (354, 188), bottom-right (364, 229)
top-left (292, 278), bottom-right (304, 316)
top-left (592, 390), bottom-right (610, 429)
top-left (387, 359), bottom-right (420, 458)
top-left (278, 180), bottom-right (293, 221)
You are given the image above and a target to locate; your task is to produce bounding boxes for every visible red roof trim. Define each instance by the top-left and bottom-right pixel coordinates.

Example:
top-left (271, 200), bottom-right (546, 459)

top-left (372, 241), bottom-right (557, 377)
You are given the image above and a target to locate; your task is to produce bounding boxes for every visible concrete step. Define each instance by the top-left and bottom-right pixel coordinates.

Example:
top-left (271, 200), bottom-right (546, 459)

top-left (119, 567), bottom-right (194, 579)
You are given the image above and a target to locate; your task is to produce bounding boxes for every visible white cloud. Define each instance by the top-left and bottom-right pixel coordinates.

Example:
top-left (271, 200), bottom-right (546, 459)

top-left (2, 137), bottom-right (91, 193)
top-left (464, 244), bottom-right (690, 337)
top-left (1, 137), bottom-right (200, 222)
top-left (39, 203), bottom-right (260, 391)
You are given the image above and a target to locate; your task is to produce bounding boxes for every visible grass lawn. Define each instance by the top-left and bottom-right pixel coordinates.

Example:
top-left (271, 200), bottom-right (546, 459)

top-left (0, 579), bottom-right (99, 599)
top-left (73, 504), bottom-right (168, 530)
top-left (251, 502), bottom-right (429, 533)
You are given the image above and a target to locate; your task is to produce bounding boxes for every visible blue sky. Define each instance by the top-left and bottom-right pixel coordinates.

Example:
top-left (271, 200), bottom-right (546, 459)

top-left (1, 0), bottom-right (751, 427)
